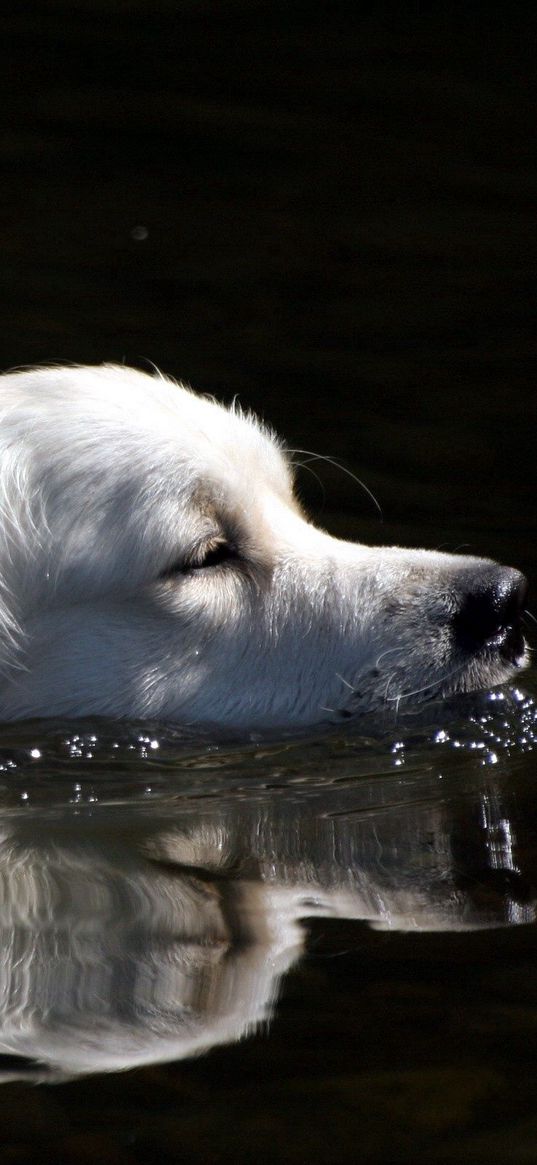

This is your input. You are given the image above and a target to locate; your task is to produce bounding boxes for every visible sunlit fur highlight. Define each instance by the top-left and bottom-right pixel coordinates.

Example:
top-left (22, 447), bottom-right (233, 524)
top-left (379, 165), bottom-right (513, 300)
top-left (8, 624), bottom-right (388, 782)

top-left (0, 364), bottom-right (526, 727)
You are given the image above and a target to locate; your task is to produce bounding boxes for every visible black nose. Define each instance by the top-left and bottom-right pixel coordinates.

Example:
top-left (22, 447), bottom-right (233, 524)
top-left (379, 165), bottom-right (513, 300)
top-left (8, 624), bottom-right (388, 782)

top-left (453, 567), bottom-right (528, 662)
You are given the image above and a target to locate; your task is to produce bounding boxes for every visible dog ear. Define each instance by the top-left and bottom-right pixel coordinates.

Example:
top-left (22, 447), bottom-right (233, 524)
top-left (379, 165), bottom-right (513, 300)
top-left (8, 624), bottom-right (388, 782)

top-left (0, 458), bottom-right (38, 675)
top-left (0, 572), bottom-right (24, 679)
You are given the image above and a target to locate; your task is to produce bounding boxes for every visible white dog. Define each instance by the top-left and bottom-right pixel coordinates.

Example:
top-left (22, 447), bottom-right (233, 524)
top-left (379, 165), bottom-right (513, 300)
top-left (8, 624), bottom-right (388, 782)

top-left (0, 364), bottom-right (527, 728)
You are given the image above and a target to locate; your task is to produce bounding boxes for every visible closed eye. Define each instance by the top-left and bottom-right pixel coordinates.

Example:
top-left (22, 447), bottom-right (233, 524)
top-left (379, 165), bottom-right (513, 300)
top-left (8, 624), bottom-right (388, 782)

top-left (194, 540), bottom-right (237, 570)
top-left (158, 539), bottom-right (237, 580)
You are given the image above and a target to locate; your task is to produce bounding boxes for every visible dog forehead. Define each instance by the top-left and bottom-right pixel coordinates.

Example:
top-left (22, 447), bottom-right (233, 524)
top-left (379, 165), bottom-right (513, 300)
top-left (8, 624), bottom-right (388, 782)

top-left (1, 363), bottom-right (294, 499)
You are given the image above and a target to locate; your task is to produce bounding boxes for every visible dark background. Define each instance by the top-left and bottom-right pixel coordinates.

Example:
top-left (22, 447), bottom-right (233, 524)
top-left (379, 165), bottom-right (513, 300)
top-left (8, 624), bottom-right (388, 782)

top-left (0, 2), bottom-right (536, 561)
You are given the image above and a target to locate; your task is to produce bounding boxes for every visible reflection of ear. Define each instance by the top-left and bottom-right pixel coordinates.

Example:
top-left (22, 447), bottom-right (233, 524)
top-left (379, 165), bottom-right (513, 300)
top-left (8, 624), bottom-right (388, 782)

top-left (201, 879), bottom-right (306, 1044)
top-left (140, 827), bottom-right (308, 1053)
top-left (142, 824), bottom-right (235, 873)
top-left (0, 824), bottom-right (308, 1081)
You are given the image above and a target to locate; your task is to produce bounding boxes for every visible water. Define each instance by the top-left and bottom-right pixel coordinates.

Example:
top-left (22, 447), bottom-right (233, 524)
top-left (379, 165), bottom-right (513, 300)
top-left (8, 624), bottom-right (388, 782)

top-left (2, 4), bottom-right (537, 1161)
top-left (0, 678), bottom-right (536, 1160)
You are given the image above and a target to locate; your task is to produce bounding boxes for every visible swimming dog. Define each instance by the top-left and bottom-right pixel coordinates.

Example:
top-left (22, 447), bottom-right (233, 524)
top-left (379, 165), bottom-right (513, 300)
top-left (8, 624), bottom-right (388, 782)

top-left (0, 364), bottom-right (527, 727)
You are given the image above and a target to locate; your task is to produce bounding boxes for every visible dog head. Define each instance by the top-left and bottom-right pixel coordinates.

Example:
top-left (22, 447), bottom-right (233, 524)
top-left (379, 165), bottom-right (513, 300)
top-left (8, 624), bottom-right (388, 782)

top-left (0, 364), bottom-right (527, 727)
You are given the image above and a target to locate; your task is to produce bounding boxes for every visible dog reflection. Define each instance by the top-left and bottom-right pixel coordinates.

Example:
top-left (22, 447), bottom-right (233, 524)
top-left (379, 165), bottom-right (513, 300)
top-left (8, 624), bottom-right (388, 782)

top-left (0, 784), bottom-right (534, 1081)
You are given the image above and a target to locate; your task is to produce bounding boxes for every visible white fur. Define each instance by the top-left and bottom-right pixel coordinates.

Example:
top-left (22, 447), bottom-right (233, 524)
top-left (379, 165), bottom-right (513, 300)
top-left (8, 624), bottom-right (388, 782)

top-left (0, 364), bottom-right (526, 728)
top-left (0, 786), bottom-right (530, 1080)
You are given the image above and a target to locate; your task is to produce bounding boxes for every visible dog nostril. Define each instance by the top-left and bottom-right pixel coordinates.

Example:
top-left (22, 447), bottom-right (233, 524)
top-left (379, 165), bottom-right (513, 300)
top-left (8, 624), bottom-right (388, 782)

top-left (454, 568), bottom-right (528, 657)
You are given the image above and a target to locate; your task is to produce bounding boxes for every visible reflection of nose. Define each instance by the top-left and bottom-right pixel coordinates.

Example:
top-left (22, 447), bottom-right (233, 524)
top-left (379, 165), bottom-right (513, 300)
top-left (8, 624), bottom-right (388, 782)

top-left (453, 566), bottom-right (528, 662)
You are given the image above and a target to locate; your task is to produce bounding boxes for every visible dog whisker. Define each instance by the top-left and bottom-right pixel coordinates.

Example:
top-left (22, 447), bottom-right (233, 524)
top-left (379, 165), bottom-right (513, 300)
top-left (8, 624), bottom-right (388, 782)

top-left (375, 646), bottom-right (404, 669)
top-left (286, 448), bottom-right (383, 519)
top-left (385, 659), bottom-right (468, 704)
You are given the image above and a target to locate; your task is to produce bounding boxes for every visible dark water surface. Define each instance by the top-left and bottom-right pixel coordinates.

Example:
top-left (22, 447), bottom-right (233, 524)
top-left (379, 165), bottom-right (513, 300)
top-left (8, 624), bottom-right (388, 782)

top-left (1, 679), bottom-right (537, 1163)
top-left (1, 3), bottom-right (537, 1162)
